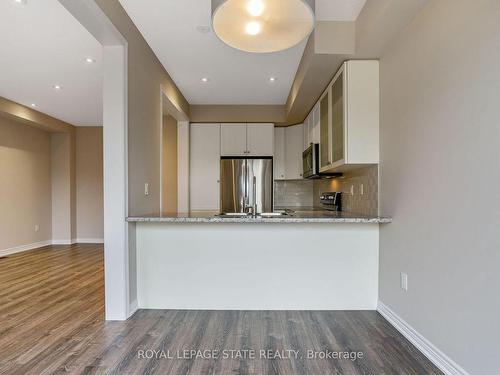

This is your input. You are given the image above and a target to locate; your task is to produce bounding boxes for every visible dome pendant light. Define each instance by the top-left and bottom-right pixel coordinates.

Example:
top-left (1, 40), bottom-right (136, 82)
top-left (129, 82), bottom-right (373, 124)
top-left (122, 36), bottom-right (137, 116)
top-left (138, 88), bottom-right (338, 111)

top-left (212, 0), bottom-right (315, 53)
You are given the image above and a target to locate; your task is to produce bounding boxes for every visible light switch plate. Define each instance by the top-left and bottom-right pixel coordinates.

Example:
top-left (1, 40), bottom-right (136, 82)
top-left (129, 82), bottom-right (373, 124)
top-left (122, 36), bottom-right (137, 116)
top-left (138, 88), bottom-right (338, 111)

top-left (34, 224), bottom-right (40, 232)
top-left (144, 183), bottom-right (150, 196)
top-left (400, 272), bottom-right (408, 291)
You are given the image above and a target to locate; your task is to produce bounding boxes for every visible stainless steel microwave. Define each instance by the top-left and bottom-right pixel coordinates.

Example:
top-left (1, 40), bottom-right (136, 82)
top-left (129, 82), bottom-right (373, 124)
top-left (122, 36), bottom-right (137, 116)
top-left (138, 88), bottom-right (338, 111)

top-left (302, 144), bottom-right (341, 179)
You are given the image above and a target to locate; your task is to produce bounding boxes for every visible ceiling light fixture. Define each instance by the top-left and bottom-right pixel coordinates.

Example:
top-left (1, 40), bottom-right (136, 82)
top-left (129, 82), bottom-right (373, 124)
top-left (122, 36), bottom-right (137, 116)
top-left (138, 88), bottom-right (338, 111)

top-left (246, 0), bottom-right (264, 17)
top-left (245, 21), bottom-right (261, 36)
top-left (14, 0), bottom-right (27, 4)
top-left (201, 77), bottom-right (210, 83)
top-left (269, 77), bottom-right (276, 82)
top-left (85, 57), bottom-right (95, 63)
top-left (30, 103), bottom-right (37, 107)
top-left (212, 0), bottom-right (314, 53)
top-left (53, 84), bottom-right (62, 90)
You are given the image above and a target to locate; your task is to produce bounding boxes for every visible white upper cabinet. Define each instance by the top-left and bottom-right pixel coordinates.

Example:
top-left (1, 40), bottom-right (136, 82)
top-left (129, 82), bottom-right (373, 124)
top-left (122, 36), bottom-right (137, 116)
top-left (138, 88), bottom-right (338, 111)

top-left (319, 60), bottom-right (379, 173)
top-left (285, 124), bottom-right (304, 180)
top-left (311, 102), bottom-right (320, 144)
top-left (190, 123), bottom-right (221, 211)
top-left (303, 114), bottom-right (310, 150)
top-left (221, 123), bottom-right (274, 156)
top-left (247, 123), bottom-right (274, 156)
top-left (221, 123), bottom-right (247, 156)
top-left (274, 127), bottom-right (285, 180)
top-left (302, 102), bottom-right (320, 151)
top-left (274, 124), bottom-right (303, 180)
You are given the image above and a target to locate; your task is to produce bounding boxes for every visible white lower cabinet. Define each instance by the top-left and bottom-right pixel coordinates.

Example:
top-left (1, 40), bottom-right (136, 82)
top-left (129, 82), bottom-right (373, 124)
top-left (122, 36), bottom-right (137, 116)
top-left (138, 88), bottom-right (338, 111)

top-left (190, 123), bottom-right (220, 211)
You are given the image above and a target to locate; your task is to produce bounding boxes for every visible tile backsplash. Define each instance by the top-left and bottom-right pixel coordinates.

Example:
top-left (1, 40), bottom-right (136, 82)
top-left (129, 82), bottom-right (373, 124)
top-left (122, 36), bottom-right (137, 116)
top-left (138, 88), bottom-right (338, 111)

top-left (274, 179), bottom-right (314, 207)
top-left (313, 166), bottom-right (378, 215)
top-left (274, 166), bottom-right (378, 215)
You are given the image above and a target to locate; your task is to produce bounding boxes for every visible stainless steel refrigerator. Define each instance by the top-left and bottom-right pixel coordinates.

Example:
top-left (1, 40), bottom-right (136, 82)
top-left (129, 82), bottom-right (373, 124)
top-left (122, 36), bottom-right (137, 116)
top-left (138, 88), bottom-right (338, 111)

top-left (220, 157), bottom-right (273, 213)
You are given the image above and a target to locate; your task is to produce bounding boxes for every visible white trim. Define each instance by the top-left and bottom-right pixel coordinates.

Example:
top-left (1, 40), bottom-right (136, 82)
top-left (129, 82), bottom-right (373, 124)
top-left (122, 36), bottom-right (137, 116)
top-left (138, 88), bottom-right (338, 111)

top-left (129, 299), bottom-right (138, 317)
top-left (75, 238), bottom-right (104, 244)
top-left (377, 301), bottom-right (469, 375)
top-left (0, 240), bottom-right (52, 257)
top-left (159, 89), bottom-right (164, 214)
top-left (52, 239), bottom-right (77, 245)
top-left (102, 44), bottom-right (130, 321)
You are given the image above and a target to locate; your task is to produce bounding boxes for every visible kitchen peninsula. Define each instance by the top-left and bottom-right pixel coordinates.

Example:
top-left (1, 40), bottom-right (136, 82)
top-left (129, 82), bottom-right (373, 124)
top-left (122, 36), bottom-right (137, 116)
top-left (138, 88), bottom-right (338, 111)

top-left (127, 211), bottom-right (391, 311)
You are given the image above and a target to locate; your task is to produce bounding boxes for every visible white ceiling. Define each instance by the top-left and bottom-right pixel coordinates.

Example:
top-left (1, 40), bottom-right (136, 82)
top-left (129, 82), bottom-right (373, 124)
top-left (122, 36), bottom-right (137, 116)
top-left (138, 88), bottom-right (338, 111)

top-left (315, 0), bottom-right (367, 21)
top-left (119, 0), bottom-right (366, 105)
top-left (0, 0), bottom-right (102, 126)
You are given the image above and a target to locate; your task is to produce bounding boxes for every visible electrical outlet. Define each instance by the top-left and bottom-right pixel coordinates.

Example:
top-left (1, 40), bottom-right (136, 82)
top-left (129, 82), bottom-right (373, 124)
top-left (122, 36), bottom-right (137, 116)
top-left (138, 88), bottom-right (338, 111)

top-left (360, 184), bottom-right (364, 196)
top-left (34, 224), bottom-right (40, 232)
top-left (400, 272), bottom-right (408, 292)
top-left (144, 183), bottom-right (150, 196)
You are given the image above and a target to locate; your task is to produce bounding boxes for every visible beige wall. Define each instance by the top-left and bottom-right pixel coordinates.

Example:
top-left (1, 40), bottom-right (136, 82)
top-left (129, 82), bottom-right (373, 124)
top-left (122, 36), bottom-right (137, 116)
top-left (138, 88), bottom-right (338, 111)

top-left (76, 127), bottom-right (104, 240)
top-left (379, 1), bottom-right (500, 374)
top-left (189, 105), bottom-right (286, 124)
top-left (95, 0), bottom-right (189, 216)
top-left (51, 132), bottom-right (76, 243)
top-left (0, 97), bottom-right (102, 248)
top-left (0, 116), bottom-right (52, 251)
top-left (162, 115), bottom-right (177, 213)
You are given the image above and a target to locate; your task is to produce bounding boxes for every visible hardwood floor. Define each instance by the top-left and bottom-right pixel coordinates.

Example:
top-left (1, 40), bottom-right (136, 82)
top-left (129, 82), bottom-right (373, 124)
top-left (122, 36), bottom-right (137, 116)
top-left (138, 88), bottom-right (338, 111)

top-left (0, 244), bottom-right (442, 375)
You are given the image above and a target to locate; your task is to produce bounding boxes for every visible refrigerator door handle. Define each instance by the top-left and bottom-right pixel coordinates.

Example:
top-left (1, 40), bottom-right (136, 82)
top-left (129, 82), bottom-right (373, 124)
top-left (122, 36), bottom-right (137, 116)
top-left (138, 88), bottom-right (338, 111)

top-left (244, 159), bottom-right (248, 211)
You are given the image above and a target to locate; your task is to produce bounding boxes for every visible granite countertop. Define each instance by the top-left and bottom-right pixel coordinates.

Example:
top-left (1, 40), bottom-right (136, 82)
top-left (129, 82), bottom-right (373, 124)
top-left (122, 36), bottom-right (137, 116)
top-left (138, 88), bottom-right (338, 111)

top-left (126, 209), bottom-right (392, 224)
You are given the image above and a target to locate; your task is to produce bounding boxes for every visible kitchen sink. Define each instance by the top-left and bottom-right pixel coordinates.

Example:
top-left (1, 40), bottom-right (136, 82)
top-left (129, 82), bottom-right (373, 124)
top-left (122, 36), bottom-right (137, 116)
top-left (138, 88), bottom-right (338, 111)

top-left (216, 210), bottom-right (293, 218)
top-left (216, 212), bottom-right (250, 218)
top-left (258, 212), bottom-right (289, 217)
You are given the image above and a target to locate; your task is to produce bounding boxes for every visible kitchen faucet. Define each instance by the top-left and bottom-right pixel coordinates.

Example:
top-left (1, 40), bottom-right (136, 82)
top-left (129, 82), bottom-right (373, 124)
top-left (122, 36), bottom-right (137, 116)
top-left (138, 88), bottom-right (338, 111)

top-left (252, 175), bottom-right (257, 216)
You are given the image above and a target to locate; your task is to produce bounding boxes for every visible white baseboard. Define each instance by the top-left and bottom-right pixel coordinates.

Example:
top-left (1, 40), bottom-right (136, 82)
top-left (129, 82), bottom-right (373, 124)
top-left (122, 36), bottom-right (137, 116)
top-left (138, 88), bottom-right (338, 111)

top-left (52, 240), bottom-right (76, 245)
top-left (0, 240), bottom-right (52, 257)
top-left (75, 238), bottom-right (104, 244)
top-left (0, 239), bottom-right (104, 256)
top-left (377, 301), bottom-right (469, 375)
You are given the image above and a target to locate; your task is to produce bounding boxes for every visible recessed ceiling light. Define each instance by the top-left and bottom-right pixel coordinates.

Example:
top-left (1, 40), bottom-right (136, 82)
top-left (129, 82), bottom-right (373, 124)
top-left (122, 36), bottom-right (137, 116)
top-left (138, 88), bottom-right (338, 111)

top-left (245, 21), bottom-right (261, 36)
top-left (85, 57), bottom-right (95, 63)
top-left (201, 77), bottom-right (210, 83)
top-left (196, 25), bottom-right (211, 34)
top-left (53, 84), bottom-right (62, 90)
top-left (269, 77), bottom-right (276, 82)
top-left (14, 0), bottom-right (27, 4)
top-left (247, 0), bottom-right (265, 17)
top-left (30, 103), bottom-right (37, 107)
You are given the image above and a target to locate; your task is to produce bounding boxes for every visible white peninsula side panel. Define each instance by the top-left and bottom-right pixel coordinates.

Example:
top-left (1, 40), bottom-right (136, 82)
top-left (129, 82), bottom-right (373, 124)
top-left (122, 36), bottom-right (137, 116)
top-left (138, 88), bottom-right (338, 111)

top-left (136, 223), bottom-right (379, 310)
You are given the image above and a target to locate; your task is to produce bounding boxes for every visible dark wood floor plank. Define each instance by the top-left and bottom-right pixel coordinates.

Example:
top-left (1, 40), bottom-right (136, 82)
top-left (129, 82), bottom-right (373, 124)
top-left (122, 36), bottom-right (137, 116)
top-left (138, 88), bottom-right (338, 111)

top-left (0, 245), bottom-right (443, 375)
